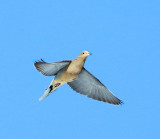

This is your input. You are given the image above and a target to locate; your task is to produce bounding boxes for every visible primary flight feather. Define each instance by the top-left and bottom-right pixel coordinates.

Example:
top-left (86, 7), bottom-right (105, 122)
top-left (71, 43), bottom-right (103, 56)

top-left (34, 51), bottom-right (123, 105)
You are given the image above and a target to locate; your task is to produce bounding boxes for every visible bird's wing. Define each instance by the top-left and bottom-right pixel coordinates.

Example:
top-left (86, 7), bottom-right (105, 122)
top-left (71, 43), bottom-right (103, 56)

top-left (34, 59), bottom-right (71, 76)
top-left (68, 68), bottom-right (122, 105)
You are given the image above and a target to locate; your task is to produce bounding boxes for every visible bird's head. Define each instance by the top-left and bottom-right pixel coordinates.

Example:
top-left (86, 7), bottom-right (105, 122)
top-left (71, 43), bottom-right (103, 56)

top-left (79, 51), bottom-right (91, 58)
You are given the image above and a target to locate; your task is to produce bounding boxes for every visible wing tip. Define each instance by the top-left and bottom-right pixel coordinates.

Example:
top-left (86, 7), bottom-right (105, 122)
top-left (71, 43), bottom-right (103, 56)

top-left (93, 95), bottom-right (123, 105)
top-left (85, 95), bottom-right (123, 105)
top-left (111, 99), bottom-right (124, 105)
top-left (34, 59), bottom-right (46, 66)
top-left (119, 100), bottom-right (124, 105)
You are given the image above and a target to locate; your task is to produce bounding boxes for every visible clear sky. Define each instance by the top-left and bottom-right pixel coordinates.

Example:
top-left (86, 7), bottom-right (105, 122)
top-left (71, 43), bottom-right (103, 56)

top-left (0, 0), bottom-right (160, 139)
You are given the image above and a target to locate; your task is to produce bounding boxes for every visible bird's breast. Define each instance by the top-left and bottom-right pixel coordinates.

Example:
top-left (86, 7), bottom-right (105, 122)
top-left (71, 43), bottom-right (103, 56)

top-left (66, 60), bottom-right (84, 75)
top-left (57, 71), bottom-right (79, 83)
top-left (55, 59), bottom-right (84, 83)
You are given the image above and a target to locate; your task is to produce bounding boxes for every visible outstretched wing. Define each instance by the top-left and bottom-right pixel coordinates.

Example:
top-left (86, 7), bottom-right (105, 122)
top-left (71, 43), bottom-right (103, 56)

top-left (68, 68), bottom-right (122, 105)
top-left (34, 59), bottom-right (71, 76)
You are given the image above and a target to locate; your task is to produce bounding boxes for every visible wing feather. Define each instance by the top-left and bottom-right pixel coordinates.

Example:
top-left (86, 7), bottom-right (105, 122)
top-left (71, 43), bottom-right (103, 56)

top-left (68, 68), bottom-right (123, 105)
top-left (34, 59), bottom-right (71, 76)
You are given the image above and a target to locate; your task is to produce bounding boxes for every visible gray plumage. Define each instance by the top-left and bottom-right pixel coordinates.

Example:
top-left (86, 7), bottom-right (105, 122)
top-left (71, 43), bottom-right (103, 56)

top-left (34, 60), bottom-right (71, 76)
top-left (68, 68), bottom-right (122, 104)
top-left (34, 51), bottom-right (123, 105)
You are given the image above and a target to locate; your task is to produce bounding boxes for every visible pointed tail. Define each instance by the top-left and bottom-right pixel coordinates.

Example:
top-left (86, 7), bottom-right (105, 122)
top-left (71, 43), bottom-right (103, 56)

top-left (39, 85), bottom-right (53, 101)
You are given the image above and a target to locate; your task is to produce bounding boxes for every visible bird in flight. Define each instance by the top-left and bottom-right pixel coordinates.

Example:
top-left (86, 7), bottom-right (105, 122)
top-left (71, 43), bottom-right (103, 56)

top-left (34, 51), bottom-right (122, 105)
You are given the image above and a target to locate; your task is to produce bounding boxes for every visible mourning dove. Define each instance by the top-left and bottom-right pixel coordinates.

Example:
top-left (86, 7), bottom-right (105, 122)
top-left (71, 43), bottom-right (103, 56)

top-left (34, 51), bottom-right (123, 105)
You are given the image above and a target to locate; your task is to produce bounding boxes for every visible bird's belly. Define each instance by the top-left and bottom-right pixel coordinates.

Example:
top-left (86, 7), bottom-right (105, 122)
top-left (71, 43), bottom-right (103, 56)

top-left (56, 72), bottom-right (79, 83)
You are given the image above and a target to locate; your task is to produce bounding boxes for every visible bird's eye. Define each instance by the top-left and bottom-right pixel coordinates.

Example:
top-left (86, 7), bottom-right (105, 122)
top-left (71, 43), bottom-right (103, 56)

top-left (82, 52), bottom-right (85, 54)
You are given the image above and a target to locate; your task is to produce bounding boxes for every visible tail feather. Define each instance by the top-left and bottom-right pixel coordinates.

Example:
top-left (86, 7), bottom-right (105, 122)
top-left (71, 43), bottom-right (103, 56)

top-left (39, 81), bottom-right (63, 101)
top-left (39, 85), bottom-right (53, 101)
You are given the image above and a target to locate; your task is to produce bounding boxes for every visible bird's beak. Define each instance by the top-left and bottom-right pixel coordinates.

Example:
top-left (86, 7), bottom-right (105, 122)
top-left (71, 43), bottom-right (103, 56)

top-left (89, 52), bottom-right (92, 55)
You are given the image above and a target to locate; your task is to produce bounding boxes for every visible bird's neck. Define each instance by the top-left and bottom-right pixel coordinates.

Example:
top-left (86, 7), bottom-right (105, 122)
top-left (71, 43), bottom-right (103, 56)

top-left (74, 56), bottom-right (86, 66)
top-left (66, 57), bottom-right (86, 75)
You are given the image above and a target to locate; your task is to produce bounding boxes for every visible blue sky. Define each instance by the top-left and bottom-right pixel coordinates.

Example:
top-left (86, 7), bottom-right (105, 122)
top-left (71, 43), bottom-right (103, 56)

top-left (0, 0), bottom-right (160, 139)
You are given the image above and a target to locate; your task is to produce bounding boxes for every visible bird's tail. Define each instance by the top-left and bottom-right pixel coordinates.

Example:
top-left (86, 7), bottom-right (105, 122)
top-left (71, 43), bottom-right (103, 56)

top-left (39, 81), bottom-right (62, 101)
top-left (39, 85), bottom-right (54, 101)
